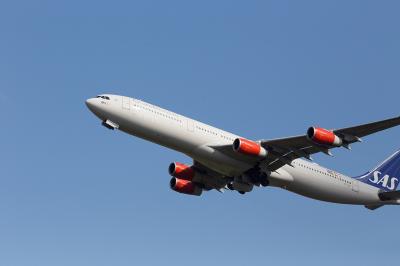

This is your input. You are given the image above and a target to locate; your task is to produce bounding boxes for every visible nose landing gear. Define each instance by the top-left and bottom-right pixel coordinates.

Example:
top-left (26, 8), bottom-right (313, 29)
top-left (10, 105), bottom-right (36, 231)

top-left (102, 119), bottom-right (119, 130)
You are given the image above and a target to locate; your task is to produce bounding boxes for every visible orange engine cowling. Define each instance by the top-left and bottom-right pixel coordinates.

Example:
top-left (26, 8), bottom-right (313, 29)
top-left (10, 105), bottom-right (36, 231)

top-left (307, 127), bottom-right (343, 147)
top-left (168, 162), bottom-right (195, 181)
top-left (233, 138), bottom-right (267, 158)
top-left (170, 177), bottom-right (202, 196)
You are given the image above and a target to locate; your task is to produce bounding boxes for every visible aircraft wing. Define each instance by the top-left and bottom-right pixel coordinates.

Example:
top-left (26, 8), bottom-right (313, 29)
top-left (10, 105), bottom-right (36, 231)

top-left (212, 116), bottom-right (400, 173)
top-left (260, 116), bottom-right (400, 171)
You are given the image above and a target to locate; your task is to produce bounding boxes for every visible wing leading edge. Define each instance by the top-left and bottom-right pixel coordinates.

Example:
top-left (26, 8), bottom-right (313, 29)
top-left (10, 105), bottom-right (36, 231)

top-left (260, 116), bottom-right (400, 171)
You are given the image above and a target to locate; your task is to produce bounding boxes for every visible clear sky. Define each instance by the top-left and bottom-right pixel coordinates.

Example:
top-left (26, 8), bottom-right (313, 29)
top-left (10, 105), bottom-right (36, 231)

top-left (1, 1), bottom-right (400, 265)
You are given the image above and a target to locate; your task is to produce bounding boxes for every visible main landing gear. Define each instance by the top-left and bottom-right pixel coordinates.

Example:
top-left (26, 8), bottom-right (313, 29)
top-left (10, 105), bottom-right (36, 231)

top-left (260, 179), bottom-right (270, 187)
top-left (227, 169), bottom-right (270, 195)
top-left (227, 183), bottom-right (246, 194)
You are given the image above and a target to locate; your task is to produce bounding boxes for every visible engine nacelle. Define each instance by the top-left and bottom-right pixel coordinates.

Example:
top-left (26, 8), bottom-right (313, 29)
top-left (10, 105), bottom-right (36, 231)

top-left (170, 177), bottom-right (202, 196)
top-left (307, 127), bottom-right (343, 147)
top-left (168, 162), bottom-right (195, 181)
top-left (233, 138), bottom-right (267, 158)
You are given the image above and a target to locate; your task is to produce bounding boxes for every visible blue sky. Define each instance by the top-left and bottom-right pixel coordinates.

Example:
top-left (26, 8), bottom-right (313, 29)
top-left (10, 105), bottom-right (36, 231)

top-left (1, 1), bottom-right (400, 265)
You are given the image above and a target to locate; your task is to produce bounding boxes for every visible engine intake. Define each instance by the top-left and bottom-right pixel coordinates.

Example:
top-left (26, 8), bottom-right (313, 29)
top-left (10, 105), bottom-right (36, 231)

top-left (307, 127), bottom-right (343, 147)
top-left (233, 138), bottom-right (267, 158)
top-left (170, 177), bottom-right (202, 196)
top-left (168, 162), bottom-right (195, 181)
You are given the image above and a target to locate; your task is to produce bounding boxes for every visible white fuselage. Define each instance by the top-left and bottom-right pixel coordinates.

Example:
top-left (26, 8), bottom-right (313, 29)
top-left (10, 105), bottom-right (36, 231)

top-left (86, 95), bottom-right (391, 206)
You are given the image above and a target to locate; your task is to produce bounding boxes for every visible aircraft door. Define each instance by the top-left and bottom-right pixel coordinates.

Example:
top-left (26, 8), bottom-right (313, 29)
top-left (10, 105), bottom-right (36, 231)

top-left (131, 98), bottom-right (141, 115)
top-left (187, 119), bottom-right (194, 132)
top-left (352, 180), bottom-right (359, 192)
top-left (122, 96), bottom-right (130, 110)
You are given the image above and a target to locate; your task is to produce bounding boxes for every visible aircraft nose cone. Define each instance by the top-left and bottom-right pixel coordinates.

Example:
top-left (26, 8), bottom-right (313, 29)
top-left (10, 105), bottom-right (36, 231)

top-left (85, 97), bottom-right (106, 120)
top-left (85, 98), bottom-right (96, 111)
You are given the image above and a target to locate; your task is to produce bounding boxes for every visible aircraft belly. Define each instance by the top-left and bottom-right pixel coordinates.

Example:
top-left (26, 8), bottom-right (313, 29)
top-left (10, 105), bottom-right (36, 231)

top-left (285, 166), bottom-right (379, 204)
top-left (190, 145), bottom-right (252, 177)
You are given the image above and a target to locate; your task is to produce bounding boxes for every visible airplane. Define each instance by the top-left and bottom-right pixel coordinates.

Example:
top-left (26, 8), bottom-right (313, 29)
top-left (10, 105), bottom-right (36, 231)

top-left (86, 94), bottom-right (400, 210)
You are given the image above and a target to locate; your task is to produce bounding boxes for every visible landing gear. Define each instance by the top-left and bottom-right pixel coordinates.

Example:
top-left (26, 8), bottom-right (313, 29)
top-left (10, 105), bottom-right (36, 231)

top-left (245, 167), bottom-right (270, 187)
top-left (260, 179), bottom-right (270, 187)
top-left (102, 119), bottom-right (119, 130)
top-left (227, 183), bottom-right (247, 194)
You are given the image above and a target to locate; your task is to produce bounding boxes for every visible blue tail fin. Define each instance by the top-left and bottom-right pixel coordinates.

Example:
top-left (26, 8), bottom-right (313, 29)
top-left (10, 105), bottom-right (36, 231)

top-left (355, 150), bottom-right (400, 191)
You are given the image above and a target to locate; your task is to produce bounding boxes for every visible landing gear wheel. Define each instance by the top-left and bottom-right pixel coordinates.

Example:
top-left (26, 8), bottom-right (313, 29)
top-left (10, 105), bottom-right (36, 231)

top-left (239, 191), bottom-right (246, 195)
top-left (261, 179), bottom-right (270, 187)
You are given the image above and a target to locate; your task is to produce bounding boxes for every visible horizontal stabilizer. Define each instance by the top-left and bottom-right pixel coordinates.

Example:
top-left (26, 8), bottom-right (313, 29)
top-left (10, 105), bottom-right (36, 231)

top-left (378, 190), bottom-right (400, 201)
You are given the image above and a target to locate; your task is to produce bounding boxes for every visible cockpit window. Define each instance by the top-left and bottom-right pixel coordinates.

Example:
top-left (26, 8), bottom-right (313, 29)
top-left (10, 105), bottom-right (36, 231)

top-left (96, 95), bottom-right (110, 100)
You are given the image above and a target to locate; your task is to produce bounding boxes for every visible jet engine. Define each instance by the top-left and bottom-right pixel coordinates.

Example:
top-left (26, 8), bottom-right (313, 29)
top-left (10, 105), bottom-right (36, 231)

top-left (233, 138), bottom-right (267, 158)
top-left (169, 162), bottom-right (195, 181)
top-left (170, 177), bottom-right (202, 196)
top-left (307, 127), bottom-right (343, 147)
